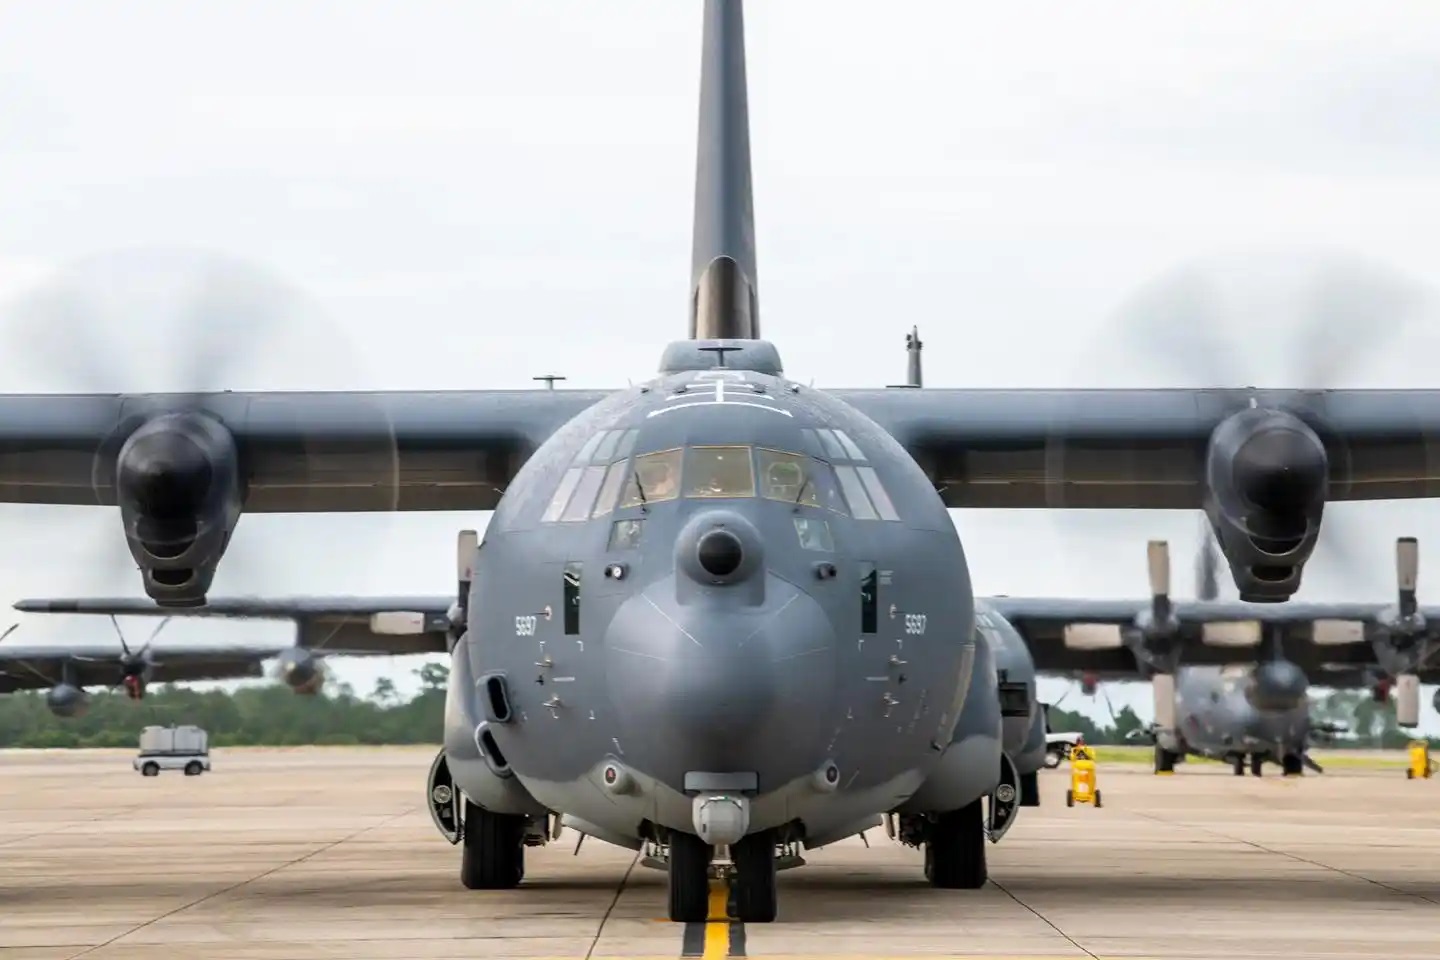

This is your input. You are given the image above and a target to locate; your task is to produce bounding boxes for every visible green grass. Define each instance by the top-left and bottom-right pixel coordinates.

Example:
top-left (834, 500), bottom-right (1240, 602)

top-left (1083, 744), bottom-right (1409, 769)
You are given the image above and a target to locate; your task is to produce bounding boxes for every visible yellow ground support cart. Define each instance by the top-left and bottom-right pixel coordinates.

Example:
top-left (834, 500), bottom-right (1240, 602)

top-left (1066, 743), bottom-right (1101, 808)
top-left (1406, 740), bottom-right (1437, 780)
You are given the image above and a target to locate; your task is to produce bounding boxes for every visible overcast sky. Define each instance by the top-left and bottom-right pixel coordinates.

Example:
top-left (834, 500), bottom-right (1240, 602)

top-left (2, 1), bottom-right (1440, 730)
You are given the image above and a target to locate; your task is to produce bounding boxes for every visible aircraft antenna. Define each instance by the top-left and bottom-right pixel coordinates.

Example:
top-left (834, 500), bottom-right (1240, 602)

top-left (906, 326), bottom-right (923, 387)
top-left (689, 0), bottom-right (760, 341)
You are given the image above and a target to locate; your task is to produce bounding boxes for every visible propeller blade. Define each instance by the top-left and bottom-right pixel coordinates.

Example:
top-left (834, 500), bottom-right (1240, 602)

top-left (138, 616), bottom-right (172, 656)
top-left (0, 623), bottom-right (18, 643)
top-left (1397, 537), bottom-right (1419, 618)
top-left (108, 614), bottom-right (132, 658)
top-left (1147, 540), bottom-right (1170, 600)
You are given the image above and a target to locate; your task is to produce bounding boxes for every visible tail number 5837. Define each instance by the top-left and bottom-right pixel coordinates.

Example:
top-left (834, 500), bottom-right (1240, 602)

top-left (904, 614), bottom-right (927, 636)
top-left (515, 615), bottom-right (539, 636)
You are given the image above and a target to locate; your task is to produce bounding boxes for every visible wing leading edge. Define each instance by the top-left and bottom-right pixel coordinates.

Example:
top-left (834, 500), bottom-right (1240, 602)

top-left (4, 386), bottom-right (1440, 511)
top-left (12, 596), bottom-right (454, 655)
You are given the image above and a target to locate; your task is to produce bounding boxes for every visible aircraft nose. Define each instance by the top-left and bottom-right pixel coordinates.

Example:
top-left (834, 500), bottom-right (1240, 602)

top-left (676, 509), bottom-right (763, 586)
top-left (604, 572), bottom-right (836, 783)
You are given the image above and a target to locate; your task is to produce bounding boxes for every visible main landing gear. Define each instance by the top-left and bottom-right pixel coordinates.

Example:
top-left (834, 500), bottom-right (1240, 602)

top-left (459, 799), bottom-right (527, 889)
top-left (893, 799), bottom-right (988, 890)
top-left (665, 828), bottom-right (781, 923)
top-left (1154, 746), bottom-right (1182, 774)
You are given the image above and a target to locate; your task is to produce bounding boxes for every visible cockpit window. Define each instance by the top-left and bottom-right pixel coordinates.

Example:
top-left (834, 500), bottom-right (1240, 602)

top-left (560, 465), bottom-right (608, 521)
top-left (613, 429), bottom-right (639, 459)
top-left (590, 460), bottom-right (631, 518)
top-left (592, 430), bottom-right (622, 463)
top-left (855, 466), bottom-right (900, 521)
top-left (814, 429), bottom-right (848, 461)
top-left (683, 445), bottom-right (755, 499)
top-left (619, 448), bottom-right (682, 507)
top-left (609, 518), bottom-right (644, 550)
top-left (832, 430), bottom-right (866, 461)
top-left (833, 465), bottom-right (879, 520)
top-left (794, 517), bottom-right (834, 551)
top-left (756, 448), bottom-right (849, 515)
top-left (541, 467), bottom-right (585, 523)
top-left (571, 432), bottom-right (604, 466)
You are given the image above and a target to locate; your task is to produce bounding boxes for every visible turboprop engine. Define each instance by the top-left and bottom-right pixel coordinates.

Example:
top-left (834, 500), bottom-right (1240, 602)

top-left (274, 648), bottom-right (326, 694)
top-left (115, 412), bottom-right (244, 608)
top-left (46, 683), bottom-right (89, 718)
top-left (1203, 408), bottom-right (1328, 602)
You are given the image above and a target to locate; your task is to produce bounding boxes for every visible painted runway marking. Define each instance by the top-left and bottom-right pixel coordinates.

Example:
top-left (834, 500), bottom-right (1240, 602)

top-left (680, 880), bottom-right (745, 957)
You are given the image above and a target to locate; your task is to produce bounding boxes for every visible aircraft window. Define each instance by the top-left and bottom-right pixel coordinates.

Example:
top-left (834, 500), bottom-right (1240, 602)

top-left (560, 465), bottom-right (608, 521)
top-left (683, 445), bottom-right (755, 499)
top-left (856, 466), bottom-right (900, 521)
top-left (571, 432), bottom-right (604, 466)
top-left (542, 467), bottom-right (584, 523)
top-left (563, 562), bottom-right (582, 635)
top-left (793, 517), bottom-right (834, 552)
top-left (619, 449), bottom-right (682, 507)
top-left (591, 461), bottom-right (631, 518)
top-left (834, 465), bottom-right (879, 520)
top-left (613, 429), bottom-right (639, 459)
top-left (815, 429), bottom-right (848, 461)
top-left (860, 563), bottom-right (878, 634)
top-left (592, 430), bottom-right (621, 463)
top-left (609, 518), bottom-right (644, 550)
top-left (798, 429), bottom-right (823, 458)
top-left (757, 449), bottom-right (820, 505)
top-left (833, 430), bottom-right (866, 461)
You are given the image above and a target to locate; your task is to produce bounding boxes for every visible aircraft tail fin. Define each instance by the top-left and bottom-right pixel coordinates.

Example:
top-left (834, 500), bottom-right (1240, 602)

top-left (689, 0), bottom-right (760, 341)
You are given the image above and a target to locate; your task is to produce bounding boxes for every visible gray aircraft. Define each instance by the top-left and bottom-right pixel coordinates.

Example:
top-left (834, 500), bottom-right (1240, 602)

top-left (0, 616), bottom-right (379, 715)
top-left (12, 0), bottom-right (1440, 925)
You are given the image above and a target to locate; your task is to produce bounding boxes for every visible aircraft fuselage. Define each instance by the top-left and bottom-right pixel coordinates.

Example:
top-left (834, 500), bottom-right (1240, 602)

top-left (1169, 666), bottom-right (1311, 761)
top-left (443, 347), bottom-right (1000, 850)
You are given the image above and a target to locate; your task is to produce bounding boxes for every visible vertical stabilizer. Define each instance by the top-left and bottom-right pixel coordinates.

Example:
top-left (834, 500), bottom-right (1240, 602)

top-left (690, 0), bottom-right (759, 340)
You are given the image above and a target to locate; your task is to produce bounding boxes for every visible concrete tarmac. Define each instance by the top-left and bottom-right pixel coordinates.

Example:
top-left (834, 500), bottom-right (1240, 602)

top-left (2, 746), bottom-right (1437, 959)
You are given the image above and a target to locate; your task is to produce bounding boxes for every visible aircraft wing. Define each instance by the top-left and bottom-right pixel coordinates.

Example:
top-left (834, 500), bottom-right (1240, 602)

top-left (0, 390), bottom-right (610, 510)
top-left (834, 388), bottom-right (1440, 509)
top-left (987, 596), bottom-right (1440, 684)
top-left (0, 641), bottom-right (297, 693)
top-left (12, 596), bottom-right (454, 655)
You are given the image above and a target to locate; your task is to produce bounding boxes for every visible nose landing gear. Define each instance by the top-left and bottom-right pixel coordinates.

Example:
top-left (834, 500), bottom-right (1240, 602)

top-left (662, 826), bottom-right (792, 924)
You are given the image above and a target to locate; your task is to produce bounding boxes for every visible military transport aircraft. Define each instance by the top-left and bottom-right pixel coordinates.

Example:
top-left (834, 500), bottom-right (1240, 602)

top-left (11, 0), bottom-right (1440, 924)
top-left (0, 615), bottom-right (380, 715)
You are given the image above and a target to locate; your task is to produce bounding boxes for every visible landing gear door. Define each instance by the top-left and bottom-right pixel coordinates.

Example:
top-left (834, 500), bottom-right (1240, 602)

top-left (427, 749), bottom-right (462, 845)
top-left (985, 752), bottom-right (1021, 844)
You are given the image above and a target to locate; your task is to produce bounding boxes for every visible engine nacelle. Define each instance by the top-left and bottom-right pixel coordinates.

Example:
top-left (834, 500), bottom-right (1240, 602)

top-left (115, 412), bottom-right (244, 607)
top-left (1203, 408), bottom-right (1328, 602)
top-left (275, 648), bottom-right (325, 694)
top-left (46, 683), bottom-right (89, 718)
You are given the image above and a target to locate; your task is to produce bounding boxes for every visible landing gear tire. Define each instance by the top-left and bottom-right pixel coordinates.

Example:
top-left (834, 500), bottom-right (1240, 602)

top-left (1154, 746), bottom-right (1178, 774)
top-left (459, 800), bottom-right (526, 890)
top-left (1250, 754), bottom-right (1264, 777)
top-left (924, 799), bottom-right (986, 889)
top-left (1281, 753), bottom-right (1304, 777)
top-left (141, 762), bottom-right (159, 777)
top-left (667, 831), bottom-right (713, 923)
top-left (1231, 756), bottom-right (1245, 776)
top-left (731, 830), bottom-right (778, 923)
top-left (1019, 770), bottom-right (1040, 807)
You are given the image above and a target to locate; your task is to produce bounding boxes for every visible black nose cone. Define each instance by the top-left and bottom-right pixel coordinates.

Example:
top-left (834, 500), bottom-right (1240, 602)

top-left (697, 530), bottom-right (744, 578)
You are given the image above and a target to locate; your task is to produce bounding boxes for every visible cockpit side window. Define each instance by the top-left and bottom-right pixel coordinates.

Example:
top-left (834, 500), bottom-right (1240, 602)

top-left (619, 448), bottom-right (682, 508)
top-left (541, 467), bottom-right (585, 523)
top-left (814, 428), bottom-right (848, 461)
top-left (591, 430), bottom-right (622, 463)
top-left (590, 460), bottom-right (631, 518)
top-left (560, 465), bottom-right (608, 521)
top-left (855, 466), bottom-right (900, 521)
top-left (682, 445), bottom-right (755, 499)
top-left (833, 465), bottom-right (879, 520)
top-left (832, 429), bottom-right (866, 461)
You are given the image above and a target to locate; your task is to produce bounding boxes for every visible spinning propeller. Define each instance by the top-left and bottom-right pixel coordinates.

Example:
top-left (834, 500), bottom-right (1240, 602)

top-left (0, 247), bottom-right (402, 602)
top-left (68, 614), bottom-right (174, 699)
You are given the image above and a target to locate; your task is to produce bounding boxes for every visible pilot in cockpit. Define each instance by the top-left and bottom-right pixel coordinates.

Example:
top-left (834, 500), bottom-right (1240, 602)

top-left (637, 458), bottom-right (677, 500)
top-left (765, 459), bottom-right (805, 501)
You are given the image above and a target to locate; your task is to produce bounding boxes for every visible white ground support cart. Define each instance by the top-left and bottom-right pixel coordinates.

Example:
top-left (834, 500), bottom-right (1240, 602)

top-left (134, 724), bottom-right (211, 777)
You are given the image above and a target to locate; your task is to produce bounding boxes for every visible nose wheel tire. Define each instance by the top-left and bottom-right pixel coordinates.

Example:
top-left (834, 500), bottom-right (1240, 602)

top-left (667, 832), bottom-right (713, 923)
top-left (459, 800), bottom-right (526, 890)
top-left (1231, 756), bottom-right (1245, 776)
top-left (1250, 755), bottom-right (1265, 777)
top-left (923, 798), bottom-right (986, 889)
top-left (1281, 753), bottom-right (1304, 776)
top-left (731, 830), bottom-right (778, 922)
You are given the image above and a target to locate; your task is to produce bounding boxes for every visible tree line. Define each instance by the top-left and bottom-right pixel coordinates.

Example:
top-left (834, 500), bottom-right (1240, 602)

top-left (0, 664), bottom-right (1431, 749)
